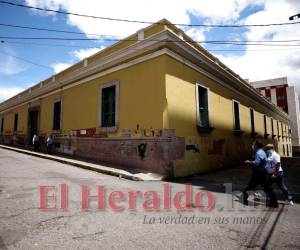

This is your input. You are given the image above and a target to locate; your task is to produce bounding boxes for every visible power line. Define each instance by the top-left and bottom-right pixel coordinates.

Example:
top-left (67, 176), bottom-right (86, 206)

top-left (209, 48), bottom-right (300, 52)
top-left (0, 36), bottom-right (117, 41)
top-left (1, 36), bottom-right (300, 47)
top-left (4, 40), bottom-right (300, 52)
top-left (0, 49), bottom-right (53, 70)
top-left (0, 23), bottom-right (121, 38)
top-left (205, 42), bottom-right (300, 47)
top-left (206, 40), bottom-right (300, 43)
top-left (1, 23), bottom-right (300, 44)
top-left (1, 0), bottom-right (300, 28)
top-left (2, 40), bottom-right (93, 48)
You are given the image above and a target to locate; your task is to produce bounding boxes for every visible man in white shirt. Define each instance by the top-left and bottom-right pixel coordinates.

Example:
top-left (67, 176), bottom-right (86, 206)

top-left (32, 134), bottom-right (39, 152)
top-left (265, 144), bottom-right (293, 205)
top-left (243, 141), bottom-right (278, 208)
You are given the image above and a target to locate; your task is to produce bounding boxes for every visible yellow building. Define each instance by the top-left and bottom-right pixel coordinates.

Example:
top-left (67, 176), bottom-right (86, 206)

top-left (0, 19), bottom-right (292, 177)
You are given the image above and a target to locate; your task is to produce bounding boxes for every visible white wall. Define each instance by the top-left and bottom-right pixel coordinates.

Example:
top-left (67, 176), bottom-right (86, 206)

top-left (287, 86), bottom-right (300, 147)
top-left (271, 88), bottom-right (277, 105)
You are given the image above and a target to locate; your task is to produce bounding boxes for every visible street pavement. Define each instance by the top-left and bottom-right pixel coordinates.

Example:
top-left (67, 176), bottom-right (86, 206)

top-left (0, 148), bottom-right (300, 250)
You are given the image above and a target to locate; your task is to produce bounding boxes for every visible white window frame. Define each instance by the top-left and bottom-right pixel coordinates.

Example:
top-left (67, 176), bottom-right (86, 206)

top-left (99, 80), bottom-right (120, 132)
top-left (232, 99), bottom-right (241, 130)
top-left (195, 81), bottom-right (210, 128)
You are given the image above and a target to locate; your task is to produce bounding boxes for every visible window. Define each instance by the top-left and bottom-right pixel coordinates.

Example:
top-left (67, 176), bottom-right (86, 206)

top-left (53, 101), bottom-right (61, 130)
top-left (277, 121), bottom-right (280, 138)
top-left (14, 113), bottom-right (18, 132)
top-left (271, 118), bottom-right (274, 135)
top-left (277, 95), bottom-right (286, 100)
top-left (0, 117), bottom-right (3, 133)
top-left (287, 144), bottom-right (289, 156)
top-left (233, 100), bottom-right (240, 130)
top-left (101, 85), bottom-right (116, 128)
top-left (250, 108), bottom-right (255, 133)
top-left (281, 123), bottom-right (284, 137)
top-left (196, 84), bottom-right (209, 128)
top-left (263, 115), bottom-right (267, 135)
top-left (99, 81), bottom-right (119, 131)
top-left (265, 89), bottom-right (271, 101)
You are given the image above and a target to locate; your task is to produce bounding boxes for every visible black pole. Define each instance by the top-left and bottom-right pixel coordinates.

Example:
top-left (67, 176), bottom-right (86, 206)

top-left (289, 13), bottom-right (300, 20)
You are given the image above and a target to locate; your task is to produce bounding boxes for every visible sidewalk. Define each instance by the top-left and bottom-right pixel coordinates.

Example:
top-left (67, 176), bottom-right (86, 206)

top-left (0, 144), bottom-right (165, 181)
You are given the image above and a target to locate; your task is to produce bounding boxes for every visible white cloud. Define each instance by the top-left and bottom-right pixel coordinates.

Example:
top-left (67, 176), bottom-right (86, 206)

top-left (185, 28), bottom-right (207, 42)
top-left (51, 46), bottom-right (105, 74)
top-left (24, 0), bottom-right (254, 38)
top-left (25, 0), bottom-right (62, 16)
top-left (0, 87), bottom-right (26, 103)
top-left (24, 0), bottom-right (300, 93)
top-left (0, 49), bottom-right (29, 75)
top-left (216, 0), bottom-right (300, 92)
top-left (23, 0), bottom-right (256, 82)
top-left (72, 46), bottom-right (106, 60)
top-left (52, 63), bottom-right (72, 73)
top-left (187, 0), bottom-right (263, 24)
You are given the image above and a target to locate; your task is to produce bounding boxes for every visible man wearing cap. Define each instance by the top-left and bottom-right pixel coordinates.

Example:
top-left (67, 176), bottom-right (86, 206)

top-left (265, 144), bottom-right (293, 205)
top-left (243, 141), bottom-right (278, 208)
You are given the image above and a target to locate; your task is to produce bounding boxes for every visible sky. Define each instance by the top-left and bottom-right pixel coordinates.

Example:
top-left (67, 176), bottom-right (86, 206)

top-left (0, 0), bottom-right (300, 102)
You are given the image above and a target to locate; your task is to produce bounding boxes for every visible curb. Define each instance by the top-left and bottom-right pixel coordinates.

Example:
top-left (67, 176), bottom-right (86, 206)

top-left (0, 144), bottom-right (143, 181)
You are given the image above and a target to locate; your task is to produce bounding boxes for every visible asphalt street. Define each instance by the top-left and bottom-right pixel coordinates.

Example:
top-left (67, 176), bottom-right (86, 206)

top-left (0, 148), bottom-right (300, 250)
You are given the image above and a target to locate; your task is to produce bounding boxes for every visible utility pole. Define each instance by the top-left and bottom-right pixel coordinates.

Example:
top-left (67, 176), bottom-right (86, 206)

top-left (289, 13), bottom-right (300, 20)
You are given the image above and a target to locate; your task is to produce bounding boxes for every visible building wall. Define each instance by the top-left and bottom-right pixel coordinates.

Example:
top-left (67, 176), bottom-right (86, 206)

top-left (0, 20), bottom-right (293, 177)
top-left (252, 77), bottom-right (288, 88)
top-left (258, 85), bottom-right (288, 112)
top-left (276, 86), bottom-right (288, 112)
top-left (0, 55), bottom-right (167, 140)
top-left (252, 78), bottom-right (300, 152)
top-left (2, 111), bottom-right (13, 134)
top-left (287, 86), bottom-right (300, 147)
top-left (271, 88), bottom-right (277, 104)
top-left (0, 54), bottom-right (292, 177)
top-left (164, 55), bottom-right (291, 177)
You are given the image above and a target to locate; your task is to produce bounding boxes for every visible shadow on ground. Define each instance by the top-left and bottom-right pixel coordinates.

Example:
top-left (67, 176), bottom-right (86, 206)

top-left (170, 157), bottom-right (300, 204)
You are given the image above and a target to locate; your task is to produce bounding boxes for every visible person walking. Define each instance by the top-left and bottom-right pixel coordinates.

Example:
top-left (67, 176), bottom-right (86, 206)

top-left (32, 134), bottom-right (39, 152)
top-left (243, 141), bottom-right (278, 208)
top-left (265, 144), bottom-right (294, 205)
top-left (46, 135), bottom-right (54, 154)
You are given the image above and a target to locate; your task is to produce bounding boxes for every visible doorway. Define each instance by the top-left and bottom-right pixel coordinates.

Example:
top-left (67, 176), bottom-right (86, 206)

top-left (28, 107), bottom-right (40, 144)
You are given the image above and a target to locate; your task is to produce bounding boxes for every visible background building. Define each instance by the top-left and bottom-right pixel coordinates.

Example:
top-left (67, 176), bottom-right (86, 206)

top-left (0, 20), bottom-right (292, 177)
top-left (251, 77), bottom-right (300, 155)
